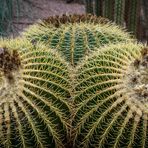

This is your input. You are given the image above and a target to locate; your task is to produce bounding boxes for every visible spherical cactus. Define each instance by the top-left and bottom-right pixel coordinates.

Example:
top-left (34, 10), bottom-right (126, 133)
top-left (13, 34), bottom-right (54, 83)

top-left (0, 38), bottom-right (71, 148)
top-left (23, 14), bottom-right (133, 66)
top-left (72, 43), bottom-right (148, 148)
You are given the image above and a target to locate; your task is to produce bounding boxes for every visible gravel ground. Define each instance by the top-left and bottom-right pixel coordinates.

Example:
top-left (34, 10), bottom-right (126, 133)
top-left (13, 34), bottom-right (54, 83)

top-left (13, 0), bottom-right (85, 36)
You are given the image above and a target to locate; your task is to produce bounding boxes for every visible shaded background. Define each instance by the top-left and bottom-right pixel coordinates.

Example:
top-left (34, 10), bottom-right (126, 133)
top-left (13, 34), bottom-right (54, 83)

top-left (0, 0), bottom-right (85, 37)
top-left (0, 0), bottom-right (147, 42)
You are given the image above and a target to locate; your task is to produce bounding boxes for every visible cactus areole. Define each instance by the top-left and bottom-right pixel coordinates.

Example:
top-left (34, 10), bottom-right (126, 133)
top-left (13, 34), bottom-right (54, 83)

top-left (125, 48), bottom-right (148, 107)
top-left (0, 47), bottom-right (21, 82)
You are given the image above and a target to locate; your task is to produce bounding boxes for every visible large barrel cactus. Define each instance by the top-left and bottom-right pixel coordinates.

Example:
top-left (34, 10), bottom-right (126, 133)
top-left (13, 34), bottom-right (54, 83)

top-left (23, 14), bottom-right (133, 66)
top-left (0, 38), bottom-right (71, 148)
top-left (72, 43), bottom-right (148, 148)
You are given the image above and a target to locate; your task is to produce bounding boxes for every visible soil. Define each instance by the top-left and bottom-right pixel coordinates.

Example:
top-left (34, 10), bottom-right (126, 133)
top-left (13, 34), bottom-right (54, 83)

top-left (13, 0), bottom-right (85, 36)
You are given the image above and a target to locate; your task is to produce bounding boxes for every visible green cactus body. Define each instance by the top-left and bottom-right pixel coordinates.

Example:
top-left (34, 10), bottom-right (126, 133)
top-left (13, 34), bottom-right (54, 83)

top-left (94, 0), bottom-right (102, 16)
top-left (125, 0), bottom-right (140, 36)
top-left (114, 0), bottom-right (125, 25)
top-left (0, 39), bottom-right (71, 148)
top-left (85, 0), bottom-right (94, 14)
top-left (72, 43), bottom-right (148, 148)
top-left (23, 14), bottom-right (132, 66)
top-left (103, 0), bottom-right (114, 20)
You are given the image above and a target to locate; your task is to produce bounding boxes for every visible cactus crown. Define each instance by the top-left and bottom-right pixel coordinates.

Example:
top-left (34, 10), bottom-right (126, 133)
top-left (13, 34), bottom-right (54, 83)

top-left (0, 46), bottom-right (23, 108)
top-left (0, 47), bottom-right (21, 82)
top-left (42, 14), bottom-right (109, 27)
top-left (72, 43), bottom-right (148, 148)
top-left (0, 38), bottom-right (71, 148)
top-left (23, 14), bottom-right (133, 66)
top-left (125, 48), bottom-right (148, 106)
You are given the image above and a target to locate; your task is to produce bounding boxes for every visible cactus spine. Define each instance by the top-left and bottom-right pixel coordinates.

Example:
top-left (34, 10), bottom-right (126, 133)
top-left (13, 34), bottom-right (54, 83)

top-left (23, 14), bottom-right (132, 66)
top-left (0, 39), bottom-right (71, 148)
top-left (72, 43), bottom-right (148, 148)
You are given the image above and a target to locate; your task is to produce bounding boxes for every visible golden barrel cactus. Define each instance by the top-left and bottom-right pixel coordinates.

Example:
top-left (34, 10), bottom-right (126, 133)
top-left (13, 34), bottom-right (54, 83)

top-left (0, 38), bottom-right (71, 148)
top-left (73, 43), bottom-right (148, 148)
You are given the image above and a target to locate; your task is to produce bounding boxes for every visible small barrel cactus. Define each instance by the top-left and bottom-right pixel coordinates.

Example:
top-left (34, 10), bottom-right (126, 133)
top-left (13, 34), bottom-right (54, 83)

top-left (23, 14), bottom-right (133, 66)
top-left (0, 38), bottom-right (71, 148)
top-left (72, 43), bottom-right (148, 148)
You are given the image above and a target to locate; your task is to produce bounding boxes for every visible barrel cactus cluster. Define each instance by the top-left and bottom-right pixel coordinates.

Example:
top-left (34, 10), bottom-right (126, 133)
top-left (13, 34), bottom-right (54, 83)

top-left (0, 14), bottom-right (147, 148)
